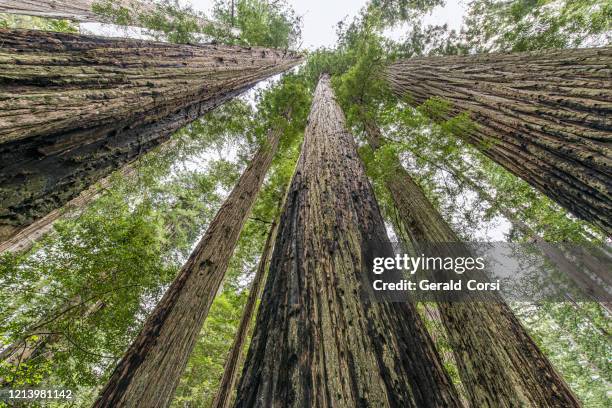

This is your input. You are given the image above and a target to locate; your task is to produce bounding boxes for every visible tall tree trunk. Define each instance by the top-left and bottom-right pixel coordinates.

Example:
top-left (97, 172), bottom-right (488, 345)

top-left (420, 303), bottom-right (470, 407)
top-left (212, 219), bottom-right (279, 408)
top-left (385, 46), bottom-right (612, 235)
top-left (0, 29), bottom-right (301, 246)
top-left (234, 75), bottom-right (461, 407)
top-left (0, 136), bottom-right (183, 255)
top-left (360, 114), bottom-right (581, 407)
top-left (93, 127), bottom-right (283, 408)
top-left (0, 0), bottom-right (211, 27)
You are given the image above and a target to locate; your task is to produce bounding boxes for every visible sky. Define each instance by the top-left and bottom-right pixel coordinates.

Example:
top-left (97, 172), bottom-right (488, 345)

top-left (188, 0), bottom-right (468, 50)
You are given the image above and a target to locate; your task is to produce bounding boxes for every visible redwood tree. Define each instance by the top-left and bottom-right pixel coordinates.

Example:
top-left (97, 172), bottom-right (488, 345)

top-left (360, 114), bottom-right (581, 407)
top-left (0, 29), bottom-right (301, 247)
top-left (385, 46), bottom-right (612, 235)
top-left (92, 126), bottom-right (284, 408)
top-left (234, 75), bottom-right (461, 407)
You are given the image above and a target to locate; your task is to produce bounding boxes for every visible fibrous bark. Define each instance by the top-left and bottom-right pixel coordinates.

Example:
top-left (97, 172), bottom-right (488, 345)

top-left (234, 75), bottom-right (461, 408)
top-left (93, 127), bottom-right (283, 408)
top-left (212, 219), bottom-right (279, 408)
top-left (0, 29), bottom-right (301, 245)
top-left (385, 47), bottom-right (612, 235)
top-left (361, 115), bottom-right (580, 407)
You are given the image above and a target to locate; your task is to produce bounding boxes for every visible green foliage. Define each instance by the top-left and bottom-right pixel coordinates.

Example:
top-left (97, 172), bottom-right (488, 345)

top-left (206, 0), bottom-right (302, 49)
top-left (464, 0), bottom-right (612, 52)
top-left (93, 0), bottom-right (303, 47)
top-left (516, 302), bottom-right (612, 406)
top-left (370, 0), bottom-right (445, 26)
top-left (0, 13), bottom-right (78, 32)
top-left (91, 1), bottom-right (134, 26)
top-left (171, 290), bottom-right (247, 408)
top-left (93, 0), bottom-right (206, 44)
top-left (139, 1), bottom-right (203, 44)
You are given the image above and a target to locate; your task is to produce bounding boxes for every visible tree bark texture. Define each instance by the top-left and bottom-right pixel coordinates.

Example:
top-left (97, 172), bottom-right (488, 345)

top-left (234, 75), bottom-right (462, 408)
top-left (361, 115), bottom-right (581, 407)
top-left (212, 219), bottom-right (279, 408)
top-left (0, 29), bottom-right (302, 245)
top-left (92, 127), bottom-right (282, 408)
top-left (385, 47), bottom-right (612, 235)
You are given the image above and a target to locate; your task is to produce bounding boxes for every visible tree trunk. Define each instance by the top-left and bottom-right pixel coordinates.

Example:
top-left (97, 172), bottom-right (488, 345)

top-left (0, 0), bottom-right (211, 27)
top-left (92, 126), bottom-right (283, 408)
top-left (212, 219), bottom-right (279, 408)
top-left (360, 114), bottom-right (581, 407)
top-left (0, 29), bottom-right (301, 246)
top-left (420, 303), bottom-right (470, 407)
top-left (0, 136), bottom-right (184, 254)
top-left (385, 46), bottom-right (612, 235)
top-left (234, 75), bottom-right (461, 408)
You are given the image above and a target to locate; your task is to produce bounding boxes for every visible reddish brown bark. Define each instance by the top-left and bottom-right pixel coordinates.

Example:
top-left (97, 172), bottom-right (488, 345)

top-left (385, 47), bottom-right (612, 235)
top-left (234, 75), bottom-right (461, 407)
top-left (0, 29), bottom-right (301, 246)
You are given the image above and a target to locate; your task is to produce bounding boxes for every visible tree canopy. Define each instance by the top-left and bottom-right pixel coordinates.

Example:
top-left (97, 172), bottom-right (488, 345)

top-left (0, 0), bottom-right (610, 406)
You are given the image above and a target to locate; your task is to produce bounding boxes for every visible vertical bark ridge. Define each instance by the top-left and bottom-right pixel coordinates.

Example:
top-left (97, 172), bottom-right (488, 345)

top-left (0, 29), bottom-right (302, 245)
top-left (360, 114), bottom-right (581, 407)
top-left (385, 46), bottom-right (612, 234)
top-left (234, 75), bottom-right (461, 408)
top-left (92, 127), bottom-right (283, 408)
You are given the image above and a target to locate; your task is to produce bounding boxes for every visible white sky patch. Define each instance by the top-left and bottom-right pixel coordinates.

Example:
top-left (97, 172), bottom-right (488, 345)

top-left (423, 0), bottom-right (467, 32)
top-left (79, 22), bottom-right (154, 39)
top-left (383, 0), bottom-right (467, 43)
